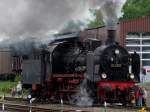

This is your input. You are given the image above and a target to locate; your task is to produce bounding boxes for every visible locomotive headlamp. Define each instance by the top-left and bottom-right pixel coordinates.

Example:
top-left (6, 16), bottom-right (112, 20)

top-left (115, 49), bottom-right (120, 55)
top-left (130, 73), bottom-right (134, 79)
top-left (101, 73), bottom-right (107, 79)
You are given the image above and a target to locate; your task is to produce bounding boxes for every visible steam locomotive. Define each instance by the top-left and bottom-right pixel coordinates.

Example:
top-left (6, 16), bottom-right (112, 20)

top-left (22, 29), bottom-right (140, 105)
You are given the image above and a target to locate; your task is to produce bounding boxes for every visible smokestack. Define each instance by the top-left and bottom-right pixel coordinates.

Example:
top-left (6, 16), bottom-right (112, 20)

top-left (106, 29), bottom-right (116, 45)
top-left (105, 17), bottom-right (117, 45)
top-left (100, 0), bottom-right (123, 45)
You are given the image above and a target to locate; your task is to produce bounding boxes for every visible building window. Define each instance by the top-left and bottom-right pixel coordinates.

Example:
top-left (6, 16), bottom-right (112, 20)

top-left (125, 32), bottom-right (150, 67)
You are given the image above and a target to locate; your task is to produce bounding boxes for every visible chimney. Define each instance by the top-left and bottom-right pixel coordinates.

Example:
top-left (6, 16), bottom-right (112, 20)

top-left (105, 20), bottom-right (117, 45)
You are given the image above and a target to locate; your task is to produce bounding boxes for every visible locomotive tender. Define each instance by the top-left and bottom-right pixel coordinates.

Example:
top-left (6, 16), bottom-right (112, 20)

top-left (22, 28), bottom-right (140, 105)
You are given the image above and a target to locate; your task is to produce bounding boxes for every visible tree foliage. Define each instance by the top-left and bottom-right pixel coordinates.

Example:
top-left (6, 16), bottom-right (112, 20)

top-left (120, 0), bottom-right (150, 21)
top-left (88, 9), bottom-right (104, 28)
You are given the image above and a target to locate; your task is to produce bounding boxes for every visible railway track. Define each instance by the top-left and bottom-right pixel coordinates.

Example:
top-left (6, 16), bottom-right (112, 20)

top-left (1, 102), bottom-right (149, 112)
top-left (0, 102), bottom-right (90, 112)
top-left (1, 97), bottom-right (150, 112)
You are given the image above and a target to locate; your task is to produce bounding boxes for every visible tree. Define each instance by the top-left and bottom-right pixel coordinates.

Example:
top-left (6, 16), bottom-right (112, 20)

top-left (120, 0), bottom-right (150, 21)
top-left (88, 9), bottom-right (104, 28)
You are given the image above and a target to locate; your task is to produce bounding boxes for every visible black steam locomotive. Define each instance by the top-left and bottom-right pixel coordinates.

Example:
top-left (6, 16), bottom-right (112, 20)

top-left (22, 29), bottom-right (140, 105)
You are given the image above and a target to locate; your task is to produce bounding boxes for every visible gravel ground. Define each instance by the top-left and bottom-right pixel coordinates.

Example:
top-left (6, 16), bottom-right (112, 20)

top-left (146, 89), bottom-right (150, 107)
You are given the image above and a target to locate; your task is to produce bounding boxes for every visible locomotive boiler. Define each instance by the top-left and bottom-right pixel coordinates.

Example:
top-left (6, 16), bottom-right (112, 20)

top-left (22, 29), bottom-right (140, 105)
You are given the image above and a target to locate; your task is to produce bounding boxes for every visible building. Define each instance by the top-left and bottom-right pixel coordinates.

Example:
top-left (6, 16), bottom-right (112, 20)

top-left (120, 17), bottom-right (150, 81)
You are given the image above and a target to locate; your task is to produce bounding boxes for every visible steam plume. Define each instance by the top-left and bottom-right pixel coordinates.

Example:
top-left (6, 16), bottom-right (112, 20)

top-left (100, 0), bottom-right (126, 29)
top-left (0, 0), bottom-right (90, 38)
top-left (70, 74), bottom-right (93, 106)
top-left (0, 0), bottom-right (89, 52)
top-left (0, 0), bottom-right (126, 52)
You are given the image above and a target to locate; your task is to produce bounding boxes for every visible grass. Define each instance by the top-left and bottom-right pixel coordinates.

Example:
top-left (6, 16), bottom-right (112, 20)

top-left (0, 75), bottom-right (21, 93)
top-left (0, 82), bottom-right (29, 97)
top-left (0, 81), bottom-right (17, 93)
top-left (0, 75), bottom-right (29, 97)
